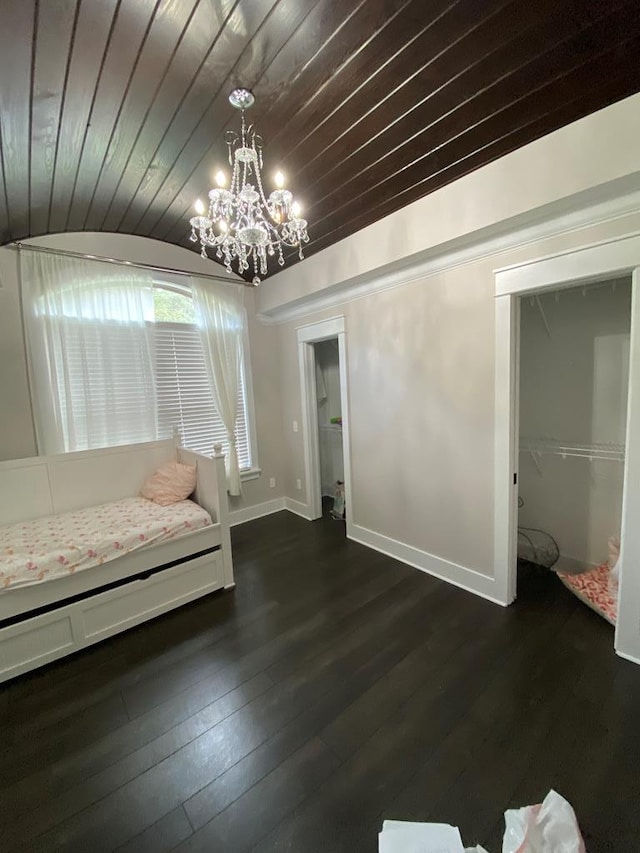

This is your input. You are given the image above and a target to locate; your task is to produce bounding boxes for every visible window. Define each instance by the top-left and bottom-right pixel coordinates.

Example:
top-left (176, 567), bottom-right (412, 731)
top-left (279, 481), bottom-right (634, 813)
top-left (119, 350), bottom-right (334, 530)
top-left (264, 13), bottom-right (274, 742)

top-left (152, 285), bottom-right (253, 469)
top-left (29, 269), bottom-right (255, 469)
top-left (51, 316), bottom-right (158, 452)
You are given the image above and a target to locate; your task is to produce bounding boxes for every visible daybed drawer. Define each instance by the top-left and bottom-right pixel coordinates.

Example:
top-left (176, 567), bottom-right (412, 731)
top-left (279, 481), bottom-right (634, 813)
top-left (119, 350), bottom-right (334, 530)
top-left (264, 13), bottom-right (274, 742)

top-left (0, 613), bottom-right (76, 679)
top-left (0, 551), bottom-right (223, 683)
top-left (82, 550), bottom-right (223, 641)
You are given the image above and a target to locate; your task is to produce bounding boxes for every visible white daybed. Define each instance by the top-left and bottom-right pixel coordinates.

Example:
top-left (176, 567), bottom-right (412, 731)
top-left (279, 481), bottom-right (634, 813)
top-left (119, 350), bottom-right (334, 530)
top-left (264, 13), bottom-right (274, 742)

top-left (0, 437), bottom-right (233, 683)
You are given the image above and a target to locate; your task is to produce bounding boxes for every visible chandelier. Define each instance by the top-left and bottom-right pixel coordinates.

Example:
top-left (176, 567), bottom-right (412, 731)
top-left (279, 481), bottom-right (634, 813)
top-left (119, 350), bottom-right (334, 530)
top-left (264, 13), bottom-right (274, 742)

top-left (189, 88), bottom-right (309, 285)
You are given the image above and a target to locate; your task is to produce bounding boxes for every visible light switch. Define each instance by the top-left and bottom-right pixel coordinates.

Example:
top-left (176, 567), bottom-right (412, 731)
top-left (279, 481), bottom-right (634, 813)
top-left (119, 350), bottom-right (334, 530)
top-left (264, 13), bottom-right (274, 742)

top-left (269, 477), bottom-right (276, 488)
top-left (296, 478), bottom-right (302, 490)
top-left (293, 420), bottom-right (299, 433)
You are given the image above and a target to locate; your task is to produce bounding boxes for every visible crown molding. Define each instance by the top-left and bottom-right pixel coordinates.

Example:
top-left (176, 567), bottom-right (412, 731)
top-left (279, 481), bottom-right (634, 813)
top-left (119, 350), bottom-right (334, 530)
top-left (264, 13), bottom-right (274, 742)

top-left (256, 179), bottom-right (640, 325)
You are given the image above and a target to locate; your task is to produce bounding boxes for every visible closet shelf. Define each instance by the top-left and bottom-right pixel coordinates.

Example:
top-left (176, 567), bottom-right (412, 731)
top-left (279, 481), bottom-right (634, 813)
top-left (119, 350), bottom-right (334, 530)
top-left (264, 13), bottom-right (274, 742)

top-left (520, 438), bottom-right (625, 462)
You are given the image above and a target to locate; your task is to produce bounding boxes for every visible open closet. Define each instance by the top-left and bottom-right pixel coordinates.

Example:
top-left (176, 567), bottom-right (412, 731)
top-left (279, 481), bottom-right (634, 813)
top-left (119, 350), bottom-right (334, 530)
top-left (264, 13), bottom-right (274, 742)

top-left (314, 338), bottom-right (345, 521)
top-left (517, 277), bottom-right (632, 622)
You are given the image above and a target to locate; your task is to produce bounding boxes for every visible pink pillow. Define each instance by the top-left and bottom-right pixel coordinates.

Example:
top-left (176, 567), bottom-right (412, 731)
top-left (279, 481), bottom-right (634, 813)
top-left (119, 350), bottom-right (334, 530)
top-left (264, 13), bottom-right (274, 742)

top-left (140, 460), bottom-right (196, 506)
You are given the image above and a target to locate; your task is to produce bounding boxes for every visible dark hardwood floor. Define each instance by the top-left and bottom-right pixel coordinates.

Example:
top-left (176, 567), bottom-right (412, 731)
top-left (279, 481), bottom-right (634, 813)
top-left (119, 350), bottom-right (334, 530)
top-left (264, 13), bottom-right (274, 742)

top-left (1, 510), bottom-right (639, 852)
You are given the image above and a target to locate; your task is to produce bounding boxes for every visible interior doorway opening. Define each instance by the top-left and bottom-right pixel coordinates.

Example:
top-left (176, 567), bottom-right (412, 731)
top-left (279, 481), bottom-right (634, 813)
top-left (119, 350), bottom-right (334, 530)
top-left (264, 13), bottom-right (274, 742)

top-left (494, 234), bottom-right (640, 663)
top-left (297, 316), bottom-right (352, 536)
top-left (516, 277), bottom-right (631, 624)
top-left (314, 339), bottom-right (345, 524)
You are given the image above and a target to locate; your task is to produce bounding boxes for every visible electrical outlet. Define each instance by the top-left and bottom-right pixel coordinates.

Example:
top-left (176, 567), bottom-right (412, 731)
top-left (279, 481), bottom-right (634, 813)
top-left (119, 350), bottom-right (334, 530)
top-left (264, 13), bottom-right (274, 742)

top-left (269, 477), bottom-right (276, 488)
top-left (293, 420), bottom-right (299, 433)
top-left (296, 478), bottom-right (302, 490)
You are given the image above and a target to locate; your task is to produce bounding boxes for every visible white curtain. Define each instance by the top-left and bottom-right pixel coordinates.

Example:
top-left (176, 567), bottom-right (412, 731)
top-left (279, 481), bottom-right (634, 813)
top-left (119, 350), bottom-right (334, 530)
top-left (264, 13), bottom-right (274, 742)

top-left (22, 250), bottom-right (156, 455)
top-left (190, 275), bottom-right (245, 495)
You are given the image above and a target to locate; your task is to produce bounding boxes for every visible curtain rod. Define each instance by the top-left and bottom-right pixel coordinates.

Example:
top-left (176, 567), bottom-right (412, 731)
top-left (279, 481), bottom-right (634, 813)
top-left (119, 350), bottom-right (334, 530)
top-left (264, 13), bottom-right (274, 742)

top-left (6, 241), bottom-right (250, 287)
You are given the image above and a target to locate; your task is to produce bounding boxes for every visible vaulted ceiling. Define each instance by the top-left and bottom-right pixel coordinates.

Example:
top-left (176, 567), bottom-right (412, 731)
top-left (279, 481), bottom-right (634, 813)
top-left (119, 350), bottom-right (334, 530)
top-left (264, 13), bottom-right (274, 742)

top-left (1, 0), bottom-right (640, 277)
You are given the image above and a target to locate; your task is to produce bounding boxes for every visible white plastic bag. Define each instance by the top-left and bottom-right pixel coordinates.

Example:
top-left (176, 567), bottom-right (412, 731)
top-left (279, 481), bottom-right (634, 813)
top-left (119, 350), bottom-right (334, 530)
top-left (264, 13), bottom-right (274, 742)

top-left (502, 790), bottom-right (586, 853)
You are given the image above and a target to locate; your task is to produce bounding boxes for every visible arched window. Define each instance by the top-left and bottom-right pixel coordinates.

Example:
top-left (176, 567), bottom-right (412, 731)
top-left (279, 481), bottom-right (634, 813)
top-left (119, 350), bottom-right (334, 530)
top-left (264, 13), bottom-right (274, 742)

top-left (152, 285), bottom-right (195, 323)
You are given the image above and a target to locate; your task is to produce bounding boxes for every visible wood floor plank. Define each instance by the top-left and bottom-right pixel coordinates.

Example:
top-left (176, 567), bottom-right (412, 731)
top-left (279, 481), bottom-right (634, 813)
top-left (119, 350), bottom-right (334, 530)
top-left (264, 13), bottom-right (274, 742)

top-left (113, 806), bottom-right (193, 853)
top-left (1, 673), bottom-right (273, 845)
top-left (181, 584), bottom-right (465, 832)
top-left (3, 513), bottom-right (345, 712)
top-left (366, 596), bottom-right (587, 850)
top-left (181, 644), bottom-right (402, 833)
top-left (318, 590), bottom-right (490, 760)
top-left (14, 573), bottom-right (436, 850)
top-left (1, 514), bottom-right (635, 853)
top-left (173, 737), bottom-right (340, 853)
top-left (1, 692), bottom-right (130, 785)
top-left (1, 545), bottom-right (407, 819)
top-left (117, 553), bottom-right (408, 719)
top-left (248, 577), bottom-right (581, 853)
top-left (2, 536), bottom-right (381, 751)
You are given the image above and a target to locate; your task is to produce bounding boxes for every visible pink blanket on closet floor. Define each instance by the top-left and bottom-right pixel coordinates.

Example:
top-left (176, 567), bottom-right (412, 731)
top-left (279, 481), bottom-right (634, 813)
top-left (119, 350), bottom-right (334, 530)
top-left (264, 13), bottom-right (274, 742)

top-left (558, 562), bottom-right (617, 625)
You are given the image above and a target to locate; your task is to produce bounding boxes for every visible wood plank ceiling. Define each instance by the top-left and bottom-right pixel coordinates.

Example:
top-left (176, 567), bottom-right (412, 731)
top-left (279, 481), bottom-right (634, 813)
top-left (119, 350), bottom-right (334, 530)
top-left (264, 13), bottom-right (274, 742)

top-left (1, 0), bottom-right (640, 278)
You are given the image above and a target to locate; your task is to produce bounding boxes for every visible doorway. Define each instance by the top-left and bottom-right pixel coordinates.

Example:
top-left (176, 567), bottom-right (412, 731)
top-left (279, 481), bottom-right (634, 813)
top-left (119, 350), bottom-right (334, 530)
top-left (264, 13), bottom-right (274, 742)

top-left (494, 234), bottom-right (640, 663)
top-left (517, 278), bottom-right (631, 608)
top-left (297, 316), bottom-right (352, 534)
top-left (314, 338), bottom-right (345, 521)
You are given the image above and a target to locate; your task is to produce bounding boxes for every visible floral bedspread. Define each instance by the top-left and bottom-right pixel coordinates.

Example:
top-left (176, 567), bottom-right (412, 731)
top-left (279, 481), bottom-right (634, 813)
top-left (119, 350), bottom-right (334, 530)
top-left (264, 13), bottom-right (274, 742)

top-left (0, 497), bottom-right (212, 590)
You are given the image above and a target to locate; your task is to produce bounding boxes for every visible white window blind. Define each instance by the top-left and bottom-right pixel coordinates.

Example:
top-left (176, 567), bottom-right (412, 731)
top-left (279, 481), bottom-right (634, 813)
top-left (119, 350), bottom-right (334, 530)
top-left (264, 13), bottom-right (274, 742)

top-left (51, 318), bottom-right (157, 452)
top-left (153, 322), bottom-right (252, 468)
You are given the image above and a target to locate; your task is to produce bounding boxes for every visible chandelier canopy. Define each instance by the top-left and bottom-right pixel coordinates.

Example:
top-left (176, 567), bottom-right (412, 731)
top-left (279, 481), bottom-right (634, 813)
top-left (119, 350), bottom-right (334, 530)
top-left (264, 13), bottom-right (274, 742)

top-left (189, 88), bottom-right (309, 285)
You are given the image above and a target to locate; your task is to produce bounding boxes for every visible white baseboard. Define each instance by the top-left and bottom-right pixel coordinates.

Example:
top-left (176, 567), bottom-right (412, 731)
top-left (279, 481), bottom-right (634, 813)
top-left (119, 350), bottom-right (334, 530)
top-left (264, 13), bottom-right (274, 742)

top-left (230, 502), bottom-right (507, 606)
top-left (229, 497), bottom-right (286, 527)
top-left (284, 497), bottom-right (314, 520)
top-left (349, 523), bottom-right (508, 606)
top-left (615, 647), bottom-right (640, 666)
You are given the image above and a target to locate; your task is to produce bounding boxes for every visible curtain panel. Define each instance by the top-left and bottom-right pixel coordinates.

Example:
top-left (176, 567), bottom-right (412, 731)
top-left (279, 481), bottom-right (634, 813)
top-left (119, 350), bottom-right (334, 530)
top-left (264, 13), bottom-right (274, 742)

top-left (190, 276), bottom-right (245, 495)
top-left (22, 251), bottom-right (156, 455)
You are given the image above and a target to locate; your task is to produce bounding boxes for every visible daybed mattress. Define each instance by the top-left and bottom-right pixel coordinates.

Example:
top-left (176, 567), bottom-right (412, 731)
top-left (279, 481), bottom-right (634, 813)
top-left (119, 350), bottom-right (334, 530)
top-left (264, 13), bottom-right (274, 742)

top-left (0, 497), bottom-right (212, 591)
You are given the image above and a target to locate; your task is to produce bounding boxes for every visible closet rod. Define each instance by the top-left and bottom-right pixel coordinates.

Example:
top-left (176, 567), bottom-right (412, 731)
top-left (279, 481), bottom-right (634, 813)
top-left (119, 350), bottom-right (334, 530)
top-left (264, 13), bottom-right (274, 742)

top-left (521, 448), bottom-right (625, 462)
top-left (519, 439), bottom-right (625, 462)
top-left (6, 241), bottom-right (248, 287)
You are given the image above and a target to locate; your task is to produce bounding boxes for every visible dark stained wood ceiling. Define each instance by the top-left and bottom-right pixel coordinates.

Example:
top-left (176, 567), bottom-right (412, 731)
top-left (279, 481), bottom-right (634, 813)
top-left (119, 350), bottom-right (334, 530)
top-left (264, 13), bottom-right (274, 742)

top-left (1, 0), bottom-right (640, 277)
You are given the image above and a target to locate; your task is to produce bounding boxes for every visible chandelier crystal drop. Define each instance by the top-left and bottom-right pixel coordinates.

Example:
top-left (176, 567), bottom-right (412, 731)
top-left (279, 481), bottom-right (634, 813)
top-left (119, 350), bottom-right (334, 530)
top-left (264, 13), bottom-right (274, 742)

top-left (189, 88), bottom-right (309, 285)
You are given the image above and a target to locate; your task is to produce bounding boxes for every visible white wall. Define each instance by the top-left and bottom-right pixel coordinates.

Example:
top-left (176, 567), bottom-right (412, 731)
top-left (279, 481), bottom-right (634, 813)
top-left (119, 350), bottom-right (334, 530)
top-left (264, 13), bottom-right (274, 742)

top-left (0, 233), bottom-right (286, 514)
top-left (518, 280), bottom-right (631, 567)
top-left (274, 217), bottom-right (640, 590)
top-left (260, 92), bottom-right (640, 602)
top-left (276, 256), bottom-right (499, 578)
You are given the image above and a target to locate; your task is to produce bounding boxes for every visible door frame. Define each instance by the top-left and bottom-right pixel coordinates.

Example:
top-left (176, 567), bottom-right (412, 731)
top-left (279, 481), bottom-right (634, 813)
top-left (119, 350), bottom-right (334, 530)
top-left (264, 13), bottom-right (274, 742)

top-left (297, 316), bottom-right (352, 532)
top-left (494, 232), bottom-right (640, 663)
